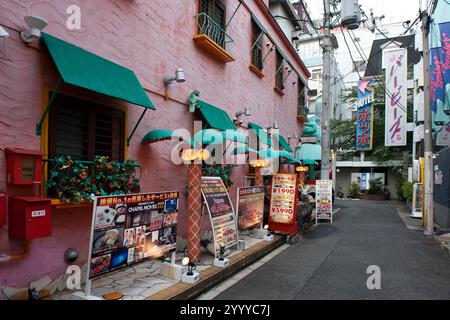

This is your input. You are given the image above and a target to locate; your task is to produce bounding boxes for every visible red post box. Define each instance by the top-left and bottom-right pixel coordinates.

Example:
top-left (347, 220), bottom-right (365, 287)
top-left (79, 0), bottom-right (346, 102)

top-left (9, 196), bottom-right (52, 240)
top-left (0, 192), bottom-right (6, 225)
top-left (5, 148), bottom-right (43, 185)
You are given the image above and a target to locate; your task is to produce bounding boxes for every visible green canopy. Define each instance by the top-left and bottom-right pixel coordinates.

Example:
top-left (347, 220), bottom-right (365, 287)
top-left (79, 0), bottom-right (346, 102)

top-left (303, 159), bottom-right (319, 166)
top-left (283, 159), bottom-right (302, 165)
top-left (248, 122), bottom-right (272, 146)
top-left (193, 129), bottom-right (247, 145)
top-left (41, 33), bottom-right (154, 109)
top-left (258, 149), bottom-right (294, 160)
top-left (197, 100), bottom-right (237, 131)
top-left (296, 143), bottom-right (322, 161)
top-left (142, 129), bottom-right (189, 144)
top-left (273, 133), bottom-right (293, 152)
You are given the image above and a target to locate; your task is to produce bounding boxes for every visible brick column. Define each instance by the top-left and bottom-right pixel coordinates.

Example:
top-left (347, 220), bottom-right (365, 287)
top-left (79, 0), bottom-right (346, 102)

top-left (255, 167), bottom-right (263, 186)
top-left (187, 163), bottom-right (202, 261)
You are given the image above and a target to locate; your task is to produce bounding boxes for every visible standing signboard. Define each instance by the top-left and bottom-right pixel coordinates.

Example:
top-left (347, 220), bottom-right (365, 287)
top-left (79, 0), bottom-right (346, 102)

top-left (316, 180), bottom-right (333, 223)
top-left (236, 186), bottom-right (265, 230)
top-left (411, 183), bottom-right (423, 218)
top-left (268, 173), bottom-right (298, 235)
top-left (200, 177), bottom-right (238, 257)
top-left (86, 191), bottom-right (179, 282)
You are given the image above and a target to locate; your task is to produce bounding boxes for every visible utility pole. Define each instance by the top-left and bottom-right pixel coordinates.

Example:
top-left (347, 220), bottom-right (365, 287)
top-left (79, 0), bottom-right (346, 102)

top-left (321, 0), bottom-right (332, 180)
top-left (421, 10), bottom-right (434, 236)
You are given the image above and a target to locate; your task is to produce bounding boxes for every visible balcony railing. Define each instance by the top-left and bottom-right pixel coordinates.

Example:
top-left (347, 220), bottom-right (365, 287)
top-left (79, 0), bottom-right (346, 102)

top-left (195, 13), bottom-right (235, 57)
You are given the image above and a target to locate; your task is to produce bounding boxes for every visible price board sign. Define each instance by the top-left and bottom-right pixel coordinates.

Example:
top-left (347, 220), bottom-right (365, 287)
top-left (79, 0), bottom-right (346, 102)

top-left (200, 177), bottom-right (238, 257)
top-left (316, 180), bottom-right (333, 223)
top-left (87, 192), bottom-right (179, 281)
top-left (237, 186), bottom-right (265, 230)
top-left (268, 173), bottom-right (299, 235)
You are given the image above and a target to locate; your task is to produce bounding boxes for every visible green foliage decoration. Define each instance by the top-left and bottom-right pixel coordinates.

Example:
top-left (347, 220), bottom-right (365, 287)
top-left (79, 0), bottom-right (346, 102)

top-left (349, 182), bottom-right (360, 198)
top-left (202, 164), bottom-right (235, 188)
top-left (368, 177), bottom-right (384, 195)
top-left (47, 155), bottom-right (141, 204)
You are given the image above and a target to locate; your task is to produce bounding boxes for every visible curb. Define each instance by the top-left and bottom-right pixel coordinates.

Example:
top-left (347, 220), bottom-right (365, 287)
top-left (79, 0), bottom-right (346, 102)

top-left (145, 235), bottom-right (286, 300)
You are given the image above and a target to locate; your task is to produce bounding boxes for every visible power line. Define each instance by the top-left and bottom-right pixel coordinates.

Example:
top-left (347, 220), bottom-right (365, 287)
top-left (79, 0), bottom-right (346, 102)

top-left (346, 28), bottom-right (410, 115)
top-left (339, 26), bottom-right (362, 80)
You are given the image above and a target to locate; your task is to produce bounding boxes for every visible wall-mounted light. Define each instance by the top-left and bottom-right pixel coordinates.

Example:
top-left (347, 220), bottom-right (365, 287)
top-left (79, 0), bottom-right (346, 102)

top-left (234, 107), bottom-right (252, 125)
top-left (20, 16), bottom-right (48, 44)
top-left (163, 68), bottom-right (185, 85)
top-left (0, 26), bottom-right (9, 38)
top-left (235, 106), bottom-right (252, 118)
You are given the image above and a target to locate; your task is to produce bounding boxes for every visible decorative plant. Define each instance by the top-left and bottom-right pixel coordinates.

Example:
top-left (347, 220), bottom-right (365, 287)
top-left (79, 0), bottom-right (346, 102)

top-left (202, 163), bottom-right (235, 188)
top-left (395, 177), bottom-right (406, 201)
top-left (368, 177), bottom-right (384, 195)
top-left (349, 182), bottom-right (360, 198)
top-left (401, 180), bottom-right (413, 202)
top-left (47, 155), bottom-right (141, 204)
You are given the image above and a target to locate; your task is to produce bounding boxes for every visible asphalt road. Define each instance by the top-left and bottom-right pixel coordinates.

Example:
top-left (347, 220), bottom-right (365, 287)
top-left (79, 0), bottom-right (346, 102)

top-left (214, 200), bottom-right (450, 300)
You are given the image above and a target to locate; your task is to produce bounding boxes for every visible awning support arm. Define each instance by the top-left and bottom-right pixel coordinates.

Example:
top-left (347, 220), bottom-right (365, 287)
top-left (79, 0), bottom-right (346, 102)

top-left (36, 77), bottom-right (63, 136)
top-left (226, 0), bottom-right (243, 28)
top-left (127, 108), bottom-right (148, 146)
top-left (250, 31), bottom-right (265, 52)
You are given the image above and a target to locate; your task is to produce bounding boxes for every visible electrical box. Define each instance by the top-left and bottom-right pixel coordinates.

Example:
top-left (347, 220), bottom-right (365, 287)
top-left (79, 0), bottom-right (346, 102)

top-left (0, 192), bottom-right (6, 225)
top-left (8, 196), bottom-right (52, 240)
top-left (5, 148), bottom-right (43, 186)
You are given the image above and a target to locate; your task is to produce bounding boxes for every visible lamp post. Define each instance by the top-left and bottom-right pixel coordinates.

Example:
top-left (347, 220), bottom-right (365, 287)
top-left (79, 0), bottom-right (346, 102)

top-left (250, 159), bottom-right (270, 186)
top-left (182, 148), bottom-right (209, 262)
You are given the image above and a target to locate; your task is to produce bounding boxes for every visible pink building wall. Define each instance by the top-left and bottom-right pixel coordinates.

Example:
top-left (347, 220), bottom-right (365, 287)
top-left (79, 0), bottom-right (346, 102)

top-left (0, 0), bottom-right (309, 298)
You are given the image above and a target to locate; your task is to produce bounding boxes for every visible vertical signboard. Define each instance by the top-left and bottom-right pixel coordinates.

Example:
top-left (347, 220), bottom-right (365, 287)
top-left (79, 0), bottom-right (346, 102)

top-left (87, 192), bottom-right (179, 280)
top-left (385, 48), bottom-right (408, 146)
top-left (200, 177), bottom-right (238, 257)
top-left (269, 173), bottom-right (298, 235)
top-left (411, 183), bottom-right (423, 218)
top-left (316, 180), bottom-right (333, 223)
top-left (237, 186), bottom-right (265, 230)
top-left (356, 80), bottom-right (375, 150)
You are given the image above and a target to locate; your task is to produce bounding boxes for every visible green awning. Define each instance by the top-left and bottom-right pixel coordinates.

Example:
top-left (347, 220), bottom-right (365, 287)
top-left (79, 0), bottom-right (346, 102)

top-left (258, 149), bottom-right (294, 160)
top-left (248, 122), bottom-right (272, 146)
top-left (273, 134), bottom-right (293, 152)
top-left (296, 143), bottom-right (322, 161)
top-left (193, 129), bottom-right (248, 145)
top-left (42, 33), bottom-right (154, 109)
top-left (283, 159), bottom-right (302, 165)
top-left (197, 100), bottom-right (237, 131)
top-left (142, 129), bottom-right (189, 144)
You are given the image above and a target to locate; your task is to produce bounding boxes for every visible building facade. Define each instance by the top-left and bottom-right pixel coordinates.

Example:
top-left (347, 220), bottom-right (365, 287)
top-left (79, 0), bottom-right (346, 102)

top-left (0, 0), bottom-right (309, 298)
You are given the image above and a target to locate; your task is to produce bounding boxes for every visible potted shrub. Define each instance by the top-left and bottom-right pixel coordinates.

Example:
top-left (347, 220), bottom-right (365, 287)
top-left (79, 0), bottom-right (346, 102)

top-left (349, 182), bottom-right (360, 199)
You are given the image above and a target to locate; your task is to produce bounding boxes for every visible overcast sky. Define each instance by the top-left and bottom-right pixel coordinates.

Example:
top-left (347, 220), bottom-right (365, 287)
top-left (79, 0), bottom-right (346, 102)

top-left (301, 0), bottom-right (422, 26)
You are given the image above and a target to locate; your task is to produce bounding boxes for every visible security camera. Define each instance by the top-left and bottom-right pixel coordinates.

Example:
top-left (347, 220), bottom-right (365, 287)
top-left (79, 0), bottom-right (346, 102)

top-left (0, 26), bottom-right (9, 38)
top-left (20, 16), bottom-right (48, 43)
